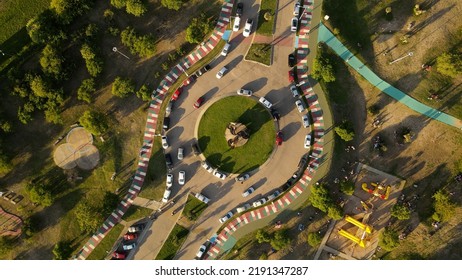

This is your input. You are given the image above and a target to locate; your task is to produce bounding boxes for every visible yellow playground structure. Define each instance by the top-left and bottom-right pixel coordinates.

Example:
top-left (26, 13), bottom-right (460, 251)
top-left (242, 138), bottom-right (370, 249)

top-left (338, 215), bottom-right (373, 248)
top-left (362, 182), bottom-right (391, 200)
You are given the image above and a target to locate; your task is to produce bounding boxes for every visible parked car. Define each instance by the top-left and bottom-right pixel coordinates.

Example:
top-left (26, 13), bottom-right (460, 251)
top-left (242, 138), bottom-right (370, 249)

top-left (213, 169), bottom-right (227, 180)
top-left (166, 173), bottom-right (173, 189)
top-left (267, 190), bottom-right (281, 201)
top-left (191, 143), bottom-right (200, 156)
top-left (221, 43), bottom-right (231, 56)
top-left (165, 153), bottom-right (173, 170)
top-left (123, 243), bottom-right (136, 251)
top-left (237, 88), bottom-right (253, 96)
top-left (172, 87), bottom-right (183, 101)
top-left (236, 2), bottom-right (243, 16)
top-left (216, 66), bottom-right (228, 79)
top-left (193, 96), bottom-right (205, 108)
top-left (298, 156), bottom-right (308, 169)
top-left (294, 2), bottom-right (301, 16)
top-left (123, 233), bottom-right (138, 240)
top-left (288, 69), bottom-right (295, 83)
top-left (195, 192), bottom-right (210, 204)
top-left (276, 131), bottom-right (283, 146)
top-left (304, 134), bottom-right (312, 149)
top-left (291, 17), bottom-right (298, 32)
top-left (290, 85), bottom-right (300, 98)
top-left (196, 69), bottom-right (203, 76)
top-left (183, 75), bottom-right (196, 86)
top-left (112, 252), bottom-right (126, 260)
top-left (202, 64), bottom-right (211, 72)
top-left (235, 173), bottom-right (250, 182)
top-left (162, 189), bottom-right (172, 203)
top-left (166, 100), bottom-right (174, 116)
top-left (236, 203), bottom-right (251, 213)
top-left (271, 108), bottom-right (280, 121)
top-left (196, 244), bottom-right (207, 259)
top-left (163, 117), bottom-right (170, 130)
top-left (252, 198), bottom-right (267, 208)
top-left (242, 186), bottom-right (255, 197)
top-left (201, 161), bottom-right (214, 173)
top-left (259, 96), bottom-right (273, 109)
top-left (243, 19), bottom-right (253, 37)
top-left (161, 136), bottom-right (169, 149)
top-left (128, 225), bottom-right (143, 233)
top-left (178, 171), bottom-right (186, 185)
top-left (295, 100), bottom-right (305, 112)
top-left (177, 147), bottom-right (184, 160)
top-left (219, 211), bottom-right (234, 223)
top-left (233, 16), bottom-right (241, 31)
top-left (302, 114), bottom-right (310, 128)
top-left (288, 53), bottom-right (296, 67)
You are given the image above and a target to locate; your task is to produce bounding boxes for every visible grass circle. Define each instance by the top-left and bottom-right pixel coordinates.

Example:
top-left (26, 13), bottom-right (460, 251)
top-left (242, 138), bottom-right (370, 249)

top-left (198, 96), bottom-right (275, 173)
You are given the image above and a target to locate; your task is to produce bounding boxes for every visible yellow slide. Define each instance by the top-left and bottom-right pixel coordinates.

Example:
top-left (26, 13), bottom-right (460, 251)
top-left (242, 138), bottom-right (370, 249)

top-left (345, 215), bottom-right (372, 234)
top-left (338, 229), bottom-right (366, 248)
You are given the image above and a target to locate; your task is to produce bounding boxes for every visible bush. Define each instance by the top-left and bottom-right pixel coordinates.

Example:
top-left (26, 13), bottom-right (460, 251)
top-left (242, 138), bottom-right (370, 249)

top-left (112, 77), bottom-right (135, 98)
top-left (53, 241), bottom-right (73, 260)
top-left (259, 252), bottom-right (268, 260)
top-left (75, 201), bottom-right (103, 233)
top-left (309, 183), bottom-right (332, 213)
top-left (307, 232), bottom-right (322, 247)
top-left (185, 14), bottom-right (214, 44)
top-left (80, 43), bottom-right (104, 77)
top-left (334, 121), bottom-right (355, 142)
top-left (432, 190), bottom-right (456, 222)
top-left (25, 182), bottom-right (54, 207)
top-left (311, 49), bottom-right (336, 83)
top-left (256, 229), bottom-right (271, 243)
top-left (120, 27), bottom-right (156, 57)
top-left (270, 229), bottom-right (291, 250)
top-left (339, 180), bottom-right (355, 195)
top-left (327, 205), bottom-right (344, 220)
top-left (40, 45), bottom-right (66, 80)
top-left (126, 0), bottom-right (147, 16)
top-left (436, 52), bottom-right (462, 78)
top-left (0, 236), bottom-right (17, 257)
top-left (391, 204), bottom-right (411, 220)
top-left (379, 227), bottom-right (399, 251)
top-left (136, 84), bottom-right (151, 101)
top-left (77, 78), bottom-right (96, 103)
top-left (79, 110), bottom-right (109, 135)
top-left (27, 10), bottom-right (66, 44)
top-left (161, 0), bottom-right (183, 11)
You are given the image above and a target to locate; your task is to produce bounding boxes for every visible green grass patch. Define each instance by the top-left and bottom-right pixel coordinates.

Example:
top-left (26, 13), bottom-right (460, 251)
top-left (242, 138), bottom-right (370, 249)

top-left (86, 223), bottom-right (124, 260)
top-left (122, 205), bottom-right (153, 222)
top-left (155, 224), bottom-right (189, 260)
top-left (198, 96), bottom-right (275, 174)
top-left (245, 43), bottom-right (272, 66)
top-left (256, 0), bottom-right (277, 36)
top-left (138, 138), bottom-right (166, 200)
top-left (182, 194), bottom-right (208, 221)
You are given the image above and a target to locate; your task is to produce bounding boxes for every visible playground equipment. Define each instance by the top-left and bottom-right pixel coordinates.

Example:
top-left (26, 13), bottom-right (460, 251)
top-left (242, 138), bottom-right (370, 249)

top-left (338, 215), bottom-right (373, 248)
top-left (362, 182), bottom-right (391, 200)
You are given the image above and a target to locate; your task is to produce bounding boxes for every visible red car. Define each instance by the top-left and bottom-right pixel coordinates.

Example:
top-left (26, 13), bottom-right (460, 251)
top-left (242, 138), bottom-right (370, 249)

top-left (276, 131), bottom-right (283, 146)
top-left (193, 97), bottom-right (204, 109)
top-left (288, 69), bottom-right (295, 83)
top-left (123, 233), bottom-right (138, 240)
top-left (172, 87), bottom-right (183, 101)
top-left (112, 252), bottom-right (126, 260)
top-left (183, 75), bottom-right (196, 86)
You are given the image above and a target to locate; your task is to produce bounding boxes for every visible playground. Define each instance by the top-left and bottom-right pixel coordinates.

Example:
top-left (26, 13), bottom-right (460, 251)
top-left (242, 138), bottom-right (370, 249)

top-left (315, 163), bottom-right (406, 260)
top-left (0, 206), bottom-right (22, 237)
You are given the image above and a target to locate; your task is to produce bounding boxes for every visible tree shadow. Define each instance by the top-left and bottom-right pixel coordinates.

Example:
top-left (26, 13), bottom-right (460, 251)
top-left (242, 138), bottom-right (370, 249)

top-left (242, 77), bottom-right (268, 93)
top-left (281, 121), bottom-right (301, 141)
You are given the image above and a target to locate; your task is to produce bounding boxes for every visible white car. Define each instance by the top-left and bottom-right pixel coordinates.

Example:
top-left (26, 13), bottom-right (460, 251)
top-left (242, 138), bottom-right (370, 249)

top-left (195, 192), bottom-right (210, 204)
top-left (295, 100), bottom-right (305, 112)
top-left (259, 96), bottom-right (273, 109)
top-left (221, 43), bottom-right (230, 56)
top-left (166, 173), bottom-right (173, 189)
top-left (304, 134), bottom-right (312, 149)
top-left (302, 114), bottom-right (310, 128)
top-left (236, 203), bottom-right (251, 213)
top-left (123, 243), bottom-right (136, 251)
top-left (201, 161), bottom-right (214, 173)
top-left (196, 245), bottom-right (207, 259)
top-left (161, 136), bottom-right (169, 149)
top-left (177, 147), bottom-right (184, 160)
top-left (235, 173), bottom-right (250, 182)
top-left (252, 198), bottom-right (267, 208)
top-left (237, 89), bottom-right (253, 96)
top-left (219, 211), bottom-right (234, 223)
top-left (243, 19), bottom-right (253, 37)
top-left (233, 16), bottom-right (241, 31)
top-left (267, 190), bottom-right (281, 201)
top-left (290, 85), bottom-right (300, 98)
top-left (162, 189), bottom-right (172, 203)
top-left (294, 2), bottom-right (301, 16)
top-left (291, 17), bottom-right (298, 32)
top-left (216, 66), bottom-right (228, 79)
top-left (213, 169), bottom-right (227, 180)
top-left (242, 186), bottom-right (255, 197)
top-left (178, 171), bottom-right (185, 185)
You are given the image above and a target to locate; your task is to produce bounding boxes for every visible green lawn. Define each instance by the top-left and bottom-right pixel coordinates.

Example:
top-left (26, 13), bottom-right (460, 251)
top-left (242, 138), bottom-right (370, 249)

top-left (155, 224), bottom-right (189, 260)
top-left (122, 205), bottom-right (153, 222)
top-left (245, 43), bottom-right (272, 66)
top-left (198, 96), bottom-right (275, 174)
top-left (86, 223), bottom-right (124, 260)
top-left (138, 138), bottom-right (167, 200)
top-left (182, 195), bottom-right (208, 221)
top-left (256, 0), bottom-right (277, 36)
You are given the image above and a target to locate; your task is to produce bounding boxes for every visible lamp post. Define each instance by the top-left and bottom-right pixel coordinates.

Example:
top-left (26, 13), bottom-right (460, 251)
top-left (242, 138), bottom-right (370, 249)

top-left (389, 52), bottom-right (413, 65)
top-left (112, 47), bottom-right (130, 59)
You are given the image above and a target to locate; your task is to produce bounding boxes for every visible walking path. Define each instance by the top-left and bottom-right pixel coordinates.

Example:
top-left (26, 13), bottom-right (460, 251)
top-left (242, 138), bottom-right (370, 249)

top-left (74, 0), bottom-right (234, 260)
top-left (317, 23), bottom-right (462, 130)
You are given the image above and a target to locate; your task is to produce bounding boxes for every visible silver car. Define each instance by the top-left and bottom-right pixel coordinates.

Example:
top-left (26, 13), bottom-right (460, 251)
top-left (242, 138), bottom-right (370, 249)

top-left (201, 161), bottom-right (214, 173)
top-left (161, 136), bottom-right (169, 149)
top-left (304, 134), bottom-right (312, 149)
top-left (213, 169), bottom-right (227, 180)
top-left (295, 100), bottom-right (305, 113)
top-left (237, 89), bottom-right (253, 96)
top-left (166, 173), bottom-right (173, 189)
top-left (196, 245), bottom-right (207, 259)
top-left (259, 97), bottom-right (273, 109)
top-left (236, 203), bottom-right (251, 213)
top-left (290, 85), bottom-right (300, 98)
top-left (177, 147), bottom-right (184, 160)
top-left (252, 198), bottom-right (267, 208)
top-left (242, 186), bottom-right (255, 197)
top-left (216, 66), bottom-right (228, 79)
top-left (235, 173), bottom-right (250, 182)
top-left (302, 114), bottom-right (310, 128)
top-left (219, 211), bottom-right (234, 223)
top-left (195, 192), bottom-right (210, 204)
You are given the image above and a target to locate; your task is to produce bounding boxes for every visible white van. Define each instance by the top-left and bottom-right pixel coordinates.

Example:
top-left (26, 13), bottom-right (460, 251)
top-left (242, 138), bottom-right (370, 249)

top-left (233, 16), bottom-right (241, 31)
top-left (221, 43), bottom-right (231, 56)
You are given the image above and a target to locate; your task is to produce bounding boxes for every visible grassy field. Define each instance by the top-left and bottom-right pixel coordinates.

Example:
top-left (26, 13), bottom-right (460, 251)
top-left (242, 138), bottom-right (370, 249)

top-left (122, 205), bottom-right (153, 222)
top-left (182, 195), bottom-right (208, 221)
top-left (138, 138), bottom-right (167, 201)
top-left (155, 223), bottom-right (189, 260)
top-left (198, 96), bottom-right (275, 174)
top-left (245, 44), bottom-right (272, 66)
top-left (256, 0), bottom-right (277, 36)
top-left (86, 223), bottom-right (124, 260)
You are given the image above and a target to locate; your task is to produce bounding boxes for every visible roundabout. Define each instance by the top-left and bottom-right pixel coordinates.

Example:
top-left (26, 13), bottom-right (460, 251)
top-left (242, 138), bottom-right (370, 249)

top-left (197, 96), bottom-right (275, 174)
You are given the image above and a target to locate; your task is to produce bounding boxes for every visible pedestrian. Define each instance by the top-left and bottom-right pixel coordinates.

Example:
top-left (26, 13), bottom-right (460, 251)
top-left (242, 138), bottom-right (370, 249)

top-left (297, 212), bottom-right (301, 216)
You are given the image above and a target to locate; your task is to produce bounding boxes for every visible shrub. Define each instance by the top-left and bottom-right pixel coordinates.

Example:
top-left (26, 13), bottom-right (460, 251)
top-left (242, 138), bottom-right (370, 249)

top-left (25, 182), bottom-right (54, 207)
top-left (161, 0), bottom-right (183, 11)
top-left (270, 229), bottom-right (291, 250)
top-left (334, 121), bottom-right (355, 142)
top-left (112, 77), bottom-right (135, 98)
top-left (126, 0), bottom-right (147, 16)
top-left (436, 52), bottom-right (462, 78)
top-left (120, 27), bottom-right (156, 57)
top-left (379, 227), bottom-right (399, 251)
top-left (339, 180), bottom-right (355, 195)
top-left (77, 78), bottom-right (96, 103)
top-left (312, 55), bottom-right (336, 83)
top-left (79, 110), bottom-right (109, 135)
top-left (391, 204), bottom-right (411, 220)
top-left (185, 14), bottom-right (214, 44)
top-left (136, 84), bottom-right (151, 101)
top-left (432, 190), bottom-right (456, 222)
top-left (307, 232), bottom-right (322, 247)
top-left (256, 229), bottom-right (271, 243)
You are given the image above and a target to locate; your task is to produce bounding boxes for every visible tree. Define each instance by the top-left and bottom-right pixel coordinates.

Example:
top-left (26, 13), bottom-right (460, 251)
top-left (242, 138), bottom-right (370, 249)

top-left (311, 52), bottom-right (336, 83)
top-left (0, 120), bottom-right (12, 133)
top-left (307, 232), bottom-right (322, 247)
top-left (51, 0), bottom-right (94, 24)
top-left (26, 10), bottom-right (66, 44)
top-left (126, 0), bottom-right (147, 16)
top-left (120, 27), bottom-right (156, 57)
top-left (79, 110), bottom-right (109, 136)
top-left (101, 192), bottom-right (119, 216)
top-left (75, 201), bottom-right (103, 233)
top-left (80, 43), bottom-right (104, 77)
top-left (436, 52), bottom-right (462, 78)
top-left (309, 183), bottom-right (332, 213)
top-left (259, 253), bottom-right (268, 260)
top-left (0, 151), bottom-right (12, 174)
top-left (270, 229), bottom-right (291, 250)
top-left (25, 182), bottom-right (54, 207)
top-left (112, 77), bottom-right (135, 98)
top-left (334, 121), bottom-right (355, 142)
top-left (256, 229), bottom-right (271, 243)
top-left (185, 14), bottom-right (214, 44)
top-left (77, 78), bottom-right (96, 103)
top-left (53, 241), bottom-right (72, 260)
top-left (432, 190), bottom-right (456, 222)
top-left (136, 84), bottom-right (151, 101)
top-left (44, 102), bottom-right (63, 124)
top-left (339, 180), bottom-right (355, 195)
top-left (111, 0), bottom-right (126, 9)
top-left (161, 0), bottom-right (183, 11)
top-left (40, 44), bottom-right (66, 80)
top-left (327, 205), bottom-right (344, 220)
top-left (391, 204), bottom-right (411, 220)
top-left (379, 227), bottom-right (399, 251)
top-left (0, 236), bottom-right (16, 257)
